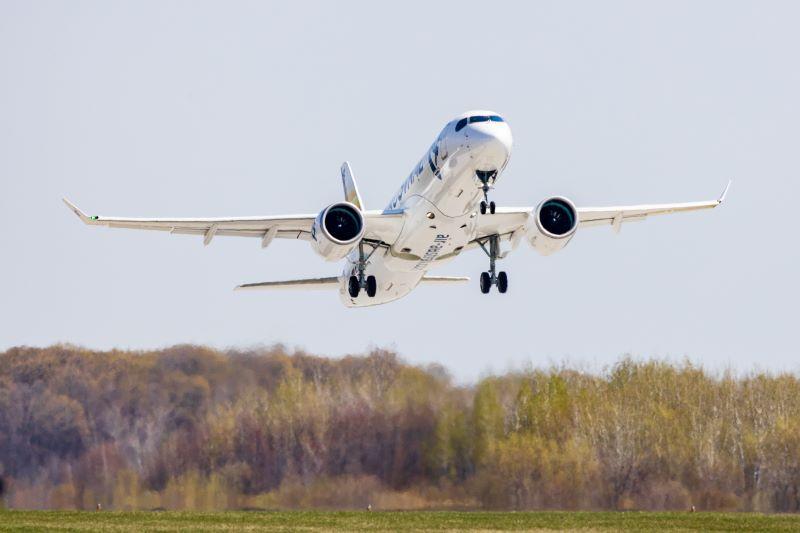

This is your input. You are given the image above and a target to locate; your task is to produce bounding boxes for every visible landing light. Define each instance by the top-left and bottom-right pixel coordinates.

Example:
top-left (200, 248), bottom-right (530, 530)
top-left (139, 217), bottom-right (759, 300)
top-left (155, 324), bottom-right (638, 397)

top-left (426, 212), bottom-right (435, 219)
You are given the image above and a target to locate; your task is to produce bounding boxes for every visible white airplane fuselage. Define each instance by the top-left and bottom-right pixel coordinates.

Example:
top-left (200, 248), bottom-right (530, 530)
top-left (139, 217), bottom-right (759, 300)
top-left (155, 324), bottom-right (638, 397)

top-left (339, 110), bottom-right (512, 307)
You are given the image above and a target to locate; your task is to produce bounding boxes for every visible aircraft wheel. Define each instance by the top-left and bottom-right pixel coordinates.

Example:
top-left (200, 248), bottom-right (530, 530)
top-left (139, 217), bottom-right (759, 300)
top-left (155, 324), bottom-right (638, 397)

top-left (489, 201), bottom-right (496, 214)
top-left (480, 201), bottom-right (487, 215)
top-left (497, 271), bottom-right (508, 293)
top-left (480, 272), bottom-right (491, 294)
top-left (348, 276), bottom-right (360, 298)
top-left (366, 275), bottom-right (377, 297)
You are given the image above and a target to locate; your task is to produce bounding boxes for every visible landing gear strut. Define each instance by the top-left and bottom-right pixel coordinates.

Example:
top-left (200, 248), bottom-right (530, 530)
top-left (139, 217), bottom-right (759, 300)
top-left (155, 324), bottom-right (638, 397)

top-left (477, 170), bottom-right (497, 215)
top-left (348, 241), bottom-right (378, 298)
top-left (477, 234), bottom-right (508, 294)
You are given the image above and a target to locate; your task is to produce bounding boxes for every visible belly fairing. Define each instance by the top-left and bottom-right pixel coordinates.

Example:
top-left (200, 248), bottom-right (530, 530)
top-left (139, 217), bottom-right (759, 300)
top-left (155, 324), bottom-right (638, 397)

top-left (384, 195), bottom-right (475, 272)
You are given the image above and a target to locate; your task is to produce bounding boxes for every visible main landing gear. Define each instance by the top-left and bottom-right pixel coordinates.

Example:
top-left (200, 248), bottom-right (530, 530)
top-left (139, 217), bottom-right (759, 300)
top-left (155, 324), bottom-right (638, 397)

top-left (477, 234), bottom-right (508, 294)
top-left (476, 170), bottom-right (498, 215)
top-left (348, 241), bottom-right (378, 298)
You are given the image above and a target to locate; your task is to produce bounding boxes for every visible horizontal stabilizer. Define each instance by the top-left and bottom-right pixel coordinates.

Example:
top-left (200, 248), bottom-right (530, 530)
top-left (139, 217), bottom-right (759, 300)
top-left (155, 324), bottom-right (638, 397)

top-left (235, 277), bottom-right (339, 291)
top-left (235, 275), bottom-right (470, 292)
top-left (419, 276), bottom-right (470, 284)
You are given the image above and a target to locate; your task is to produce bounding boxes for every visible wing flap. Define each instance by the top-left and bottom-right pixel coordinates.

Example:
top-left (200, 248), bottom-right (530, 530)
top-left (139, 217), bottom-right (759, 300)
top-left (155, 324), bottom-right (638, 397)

top-left (169, 227), bottom-right (308, 237)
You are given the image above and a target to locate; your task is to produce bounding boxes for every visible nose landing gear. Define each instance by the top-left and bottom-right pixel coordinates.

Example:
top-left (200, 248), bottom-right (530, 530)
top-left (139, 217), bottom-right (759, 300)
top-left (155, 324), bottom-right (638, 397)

top-left (348, 241), bottom-right (379, 298)
top-left (476, 170), bottom-right (498, 215)
top-left (477, 234), bottom-right (508, 294)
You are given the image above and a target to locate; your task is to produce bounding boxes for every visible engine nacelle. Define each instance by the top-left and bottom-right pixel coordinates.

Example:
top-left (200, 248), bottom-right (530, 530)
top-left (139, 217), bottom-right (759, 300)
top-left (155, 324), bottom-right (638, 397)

top-left (526, 196), bottom-right (578, 255)
top-left (310, 202), bottom-right (365, 261)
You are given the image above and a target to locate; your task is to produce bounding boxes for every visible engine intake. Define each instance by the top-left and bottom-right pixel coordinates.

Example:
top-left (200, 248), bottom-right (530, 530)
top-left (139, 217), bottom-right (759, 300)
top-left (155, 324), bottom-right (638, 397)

top-left (311, 202), bottom-right (365, 261)
top-left (526, 196), bottom-right (578, 255)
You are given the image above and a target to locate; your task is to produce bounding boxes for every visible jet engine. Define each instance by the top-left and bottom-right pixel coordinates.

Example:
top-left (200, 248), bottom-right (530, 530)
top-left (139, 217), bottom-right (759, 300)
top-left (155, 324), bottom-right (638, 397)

top-left (310, 202), bottom-right (365, 261)
top-left (526, 196), bottom-right (578, 255)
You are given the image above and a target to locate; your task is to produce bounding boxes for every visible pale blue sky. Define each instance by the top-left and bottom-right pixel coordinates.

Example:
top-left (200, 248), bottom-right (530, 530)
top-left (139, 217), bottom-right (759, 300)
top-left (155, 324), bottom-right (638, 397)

top-left (1, 1), bottom-right (798, 381)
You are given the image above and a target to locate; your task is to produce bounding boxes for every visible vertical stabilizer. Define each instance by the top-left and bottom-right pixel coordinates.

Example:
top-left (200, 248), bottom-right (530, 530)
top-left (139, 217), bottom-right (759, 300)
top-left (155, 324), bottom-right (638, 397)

top-left (340, 161), bottom-right (364, 210)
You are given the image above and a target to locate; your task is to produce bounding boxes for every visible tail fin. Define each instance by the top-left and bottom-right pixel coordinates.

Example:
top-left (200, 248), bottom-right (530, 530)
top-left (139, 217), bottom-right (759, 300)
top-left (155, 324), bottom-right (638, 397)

top-left (341, 162), bottom-right (364, 210)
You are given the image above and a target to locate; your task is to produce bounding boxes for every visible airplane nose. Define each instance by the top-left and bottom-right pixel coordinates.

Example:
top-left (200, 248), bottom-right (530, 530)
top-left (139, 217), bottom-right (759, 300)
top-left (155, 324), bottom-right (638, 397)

top-left (465, 122), bottom-right (513, 164)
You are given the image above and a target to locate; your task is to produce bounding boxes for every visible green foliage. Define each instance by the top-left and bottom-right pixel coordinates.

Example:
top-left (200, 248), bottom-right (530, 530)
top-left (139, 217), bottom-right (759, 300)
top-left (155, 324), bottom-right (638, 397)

top-left (3, 345), bottom-right (800, 512)
top-left (470, 378), bottom-right (504, 468)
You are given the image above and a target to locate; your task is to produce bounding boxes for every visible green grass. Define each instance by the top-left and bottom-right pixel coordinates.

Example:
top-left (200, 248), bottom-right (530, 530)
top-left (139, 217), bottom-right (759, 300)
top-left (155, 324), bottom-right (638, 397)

top-left (1, 510), bottom-right (799, 532)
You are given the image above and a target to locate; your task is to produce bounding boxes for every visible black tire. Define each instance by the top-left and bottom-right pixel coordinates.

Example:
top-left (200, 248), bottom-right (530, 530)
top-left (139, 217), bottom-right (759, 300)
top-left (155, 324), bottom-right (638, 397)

top-left (489, 201), bottom-right (496, 214)
top-left (497, 271), bottom-right (508, 293)
top-left (480, 201), bottom-right (487, 215)
top-left (348, 276), bottom-right (360, 298)
top-left (366, 275), bottom-right (377, 297)
top-left (480, 272), bottom-right (491, 294)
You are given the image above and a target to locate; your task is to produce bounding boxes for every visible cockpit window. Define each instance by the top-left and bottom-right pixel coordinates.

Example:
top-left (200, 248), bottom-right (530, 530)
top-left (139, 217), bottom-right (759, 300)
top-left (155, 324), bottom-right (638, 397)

top-left (456, 115), bottom-right (504, 132)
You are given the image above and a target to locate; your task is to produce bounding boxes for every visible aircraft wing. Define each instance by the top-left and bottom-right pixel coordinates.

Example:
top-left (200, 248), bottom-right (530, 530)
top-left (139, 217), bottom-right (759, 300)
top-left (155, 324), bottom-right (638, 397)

top-left (470, 182), bottom-right (730, 247)
top-left (63, 199), bottom-right (403, 247)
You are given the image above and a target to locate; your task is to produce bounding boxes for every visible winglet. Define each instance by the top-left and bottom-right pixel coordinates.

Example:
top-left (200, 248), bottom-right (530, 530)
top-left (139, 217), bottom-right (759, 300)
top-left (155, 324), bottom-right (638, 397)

top-left (62, 198), bottom-right (102, 224)
top-left (718, 180), bottom-right (732, 204)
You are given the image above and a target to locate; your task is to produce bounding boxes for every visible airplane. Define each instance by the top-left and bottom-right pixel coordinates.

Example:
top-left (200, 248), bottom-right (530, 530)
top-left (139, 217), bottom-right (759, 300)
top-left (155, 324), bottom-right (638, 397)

top-left (64, 110), bottom-right (729, 307)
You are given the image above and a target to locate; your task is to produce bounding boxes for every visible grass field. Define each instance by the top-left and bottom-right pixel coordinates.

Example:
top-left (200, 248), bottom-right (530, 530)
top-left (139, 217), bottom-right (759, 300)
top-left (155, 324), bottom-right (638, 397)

top-left (1, 510), bottom-right (800, 532)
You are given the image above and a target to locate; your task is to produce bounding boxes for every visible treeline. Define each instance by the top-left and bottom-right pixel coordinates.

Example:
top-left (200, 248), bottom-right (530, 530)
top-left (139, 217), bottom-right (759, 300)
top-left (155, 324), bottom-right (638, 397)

top-left (1, 345), bottom-right (800, 512)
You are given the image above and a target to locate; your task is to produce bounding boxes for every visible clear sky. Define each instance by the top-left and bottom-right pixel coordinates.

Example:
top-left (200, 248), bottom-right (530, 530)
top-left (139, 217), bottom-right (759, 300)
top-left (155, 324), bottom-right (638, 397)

top-left (1, 1), bottom-right (798, 381)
